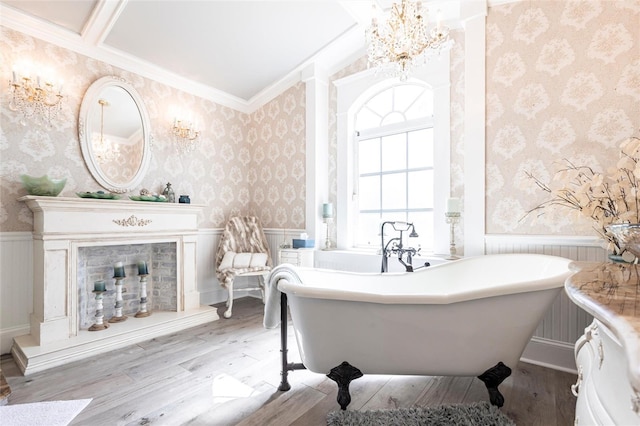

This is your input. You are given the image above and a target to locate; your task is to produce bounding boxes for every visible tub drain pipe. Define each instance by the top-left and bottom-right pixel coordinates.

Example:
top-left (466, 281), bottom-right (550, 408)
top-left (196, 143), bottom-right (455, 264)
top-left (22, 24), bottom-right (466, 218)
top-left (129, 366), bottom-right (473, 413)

top-left (278, 292), bottom-right (305, 391)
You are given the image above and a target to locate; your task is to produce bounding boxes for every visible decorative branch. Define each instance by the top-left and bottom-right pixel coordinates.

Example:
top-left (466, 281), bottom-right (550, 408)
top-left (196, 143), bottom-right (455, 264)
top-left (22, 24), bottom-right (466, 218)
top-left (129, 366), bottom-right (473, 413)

top-left (522, 136), bottom-right (640, 255)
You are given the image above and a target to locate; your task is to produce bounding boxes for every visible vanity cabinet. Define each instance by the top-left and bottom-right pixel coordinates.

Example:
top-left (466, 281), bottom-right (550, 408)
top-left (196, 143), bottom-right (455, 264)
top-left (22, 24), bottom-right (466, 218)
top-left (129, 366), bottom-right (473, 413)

top-left (278, 248), bottom-right (314, 267)
top-left (572, 319), bottom-right (638, 425)
top-left (566, 262), bottom-right (640, 426)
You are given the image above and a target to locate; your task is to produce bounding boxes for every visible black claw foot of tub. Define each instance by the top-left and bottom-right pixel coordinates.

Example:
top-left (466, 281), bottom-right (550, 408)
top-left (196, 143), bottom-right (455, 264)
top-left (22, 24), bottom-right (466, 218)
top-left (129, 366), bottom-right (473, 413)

top-left (477, 361), bottom-right (512, 407)
top-left (327, 361), bottom-right (363, 410)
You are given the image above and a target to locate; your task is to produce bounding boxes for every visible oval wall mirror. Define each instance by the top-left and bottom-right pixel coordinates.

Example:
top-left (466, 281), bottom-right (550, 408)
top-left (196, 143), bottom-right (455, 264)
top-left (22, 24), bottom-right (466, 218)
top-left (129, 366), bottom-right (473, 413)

top-left (79, 76), bottom-right (151, 193)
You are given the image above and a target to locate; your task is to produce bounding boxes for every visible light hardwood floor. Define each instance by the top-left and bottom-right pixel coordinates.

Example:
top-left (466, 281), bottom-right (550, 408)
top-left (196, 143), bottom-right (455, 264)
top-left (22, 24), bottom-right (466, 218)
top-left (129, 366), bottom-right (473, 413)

top-left (1, 297), bottom-right (577, 425)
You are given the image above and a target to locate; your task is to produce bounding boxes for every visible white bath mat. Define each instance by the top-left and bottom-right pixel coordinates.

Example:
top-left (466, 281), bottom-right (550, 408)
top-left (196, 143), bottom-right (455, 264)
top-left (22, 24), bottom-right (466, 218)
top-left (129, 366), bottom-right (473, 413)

top-left (0, 398), bottom-right (92, 426)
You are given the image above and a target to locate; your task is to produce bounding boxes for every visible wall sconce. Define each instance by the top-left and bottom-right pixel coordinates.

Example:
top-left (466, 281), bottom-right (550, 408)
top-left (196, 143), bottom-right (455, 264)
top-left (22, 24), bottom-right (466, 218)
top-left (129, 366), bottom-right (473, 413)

top-left (322, 203), bottom-right (334, 250)
top-left (172, 117), bottom-right (199, 154)
top-left (8, 67), bottom-right (64, 128)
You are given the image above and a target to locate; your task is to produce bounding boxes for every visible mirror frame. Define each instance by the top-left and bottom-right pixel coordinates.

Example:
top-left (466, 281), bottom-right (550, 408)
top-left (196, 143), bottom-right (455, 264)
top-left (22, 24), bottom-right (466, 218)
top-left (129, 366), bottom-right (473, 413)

top-left (78, 76), bottom-right (151, 193)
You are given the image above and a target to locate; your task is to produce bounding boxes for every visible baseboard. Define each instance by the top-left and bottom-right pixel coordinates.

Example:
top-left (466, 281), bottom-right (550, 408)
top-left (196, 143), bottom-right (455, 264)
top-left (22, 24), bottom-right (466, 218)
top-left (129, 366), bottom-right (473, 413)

top-left (0, 325), bottom-right (30, 356)
top-left (521, 336), bottom-right (577, 374)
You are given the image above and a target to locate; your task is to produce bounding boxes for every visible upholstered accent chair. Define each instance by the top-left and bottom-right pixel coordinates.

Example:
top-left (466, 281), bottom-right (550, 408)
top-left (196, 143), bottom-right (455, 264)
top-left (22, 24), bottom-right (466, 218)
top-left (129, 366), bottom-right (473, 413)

top-left (215, 216), bottom-right (272, 318)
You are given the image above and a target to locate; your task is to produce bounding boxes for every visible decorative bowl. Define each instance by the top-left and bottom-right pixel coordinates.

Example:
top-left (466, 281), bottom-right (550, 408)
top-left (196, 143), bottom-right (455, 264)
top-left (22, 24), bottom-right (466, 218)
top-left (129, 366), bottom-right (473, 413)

top-left (606, 223), bottom-right (640, 260)
top-left (129, 195), bottom-right (167, 202)
top-left (76, 191), bottom-right (120, 200)
top-left (20, 174), bottom-right (67, 196)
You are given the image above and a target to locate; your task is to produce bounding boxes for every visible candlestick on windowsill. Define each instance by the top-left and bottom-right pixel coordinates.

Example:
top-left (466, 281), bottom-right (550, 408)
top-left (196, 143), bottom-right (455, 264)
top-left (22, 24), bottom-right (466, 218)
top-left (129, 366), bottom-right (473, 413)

top-left (445, 211), bottom-right (461, 260)
top-left (322, 203), bottom-right (334, 251)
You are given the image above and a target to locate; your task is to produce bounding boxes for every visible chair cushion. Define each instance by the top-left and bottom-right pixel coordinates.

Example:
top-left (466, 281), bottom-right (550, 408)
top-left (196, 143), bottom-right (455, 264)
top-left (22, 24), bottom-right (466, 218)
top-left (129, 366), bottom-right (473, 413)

top-left (219, 251), bottom-right (269, 271)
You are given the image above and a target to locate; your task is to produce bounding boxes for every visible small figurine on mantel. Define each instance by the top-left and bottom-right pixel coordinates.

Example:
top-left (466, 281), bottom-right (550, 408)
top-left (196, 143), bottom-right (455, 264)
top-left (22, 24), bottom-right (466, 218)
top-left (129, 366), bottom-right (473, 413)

top-left (162, 182), bottom-right (175, 203)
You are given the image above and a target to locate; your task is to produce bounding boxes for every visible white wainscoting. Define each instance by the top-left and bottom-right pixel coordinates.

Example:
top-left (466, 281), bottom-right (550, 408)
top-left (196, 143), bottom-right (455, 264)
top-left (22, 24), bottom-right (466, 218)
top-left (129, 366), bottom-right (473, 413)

top-left (0, 232), bottom-right (33, 354)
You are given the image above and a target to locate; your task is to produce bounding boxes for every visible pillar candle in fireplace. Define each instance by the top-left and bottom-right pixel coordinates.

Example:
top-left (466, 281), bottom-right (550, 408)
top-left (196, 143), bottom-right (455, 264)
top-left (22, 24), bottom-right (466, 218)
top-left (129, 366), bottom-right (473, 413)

top-left (138, 260), bottom-right (148, 275)
top-left (114, 261), bottom-right (126, 278)
top-left (94, 280), bottom-right (106, 292)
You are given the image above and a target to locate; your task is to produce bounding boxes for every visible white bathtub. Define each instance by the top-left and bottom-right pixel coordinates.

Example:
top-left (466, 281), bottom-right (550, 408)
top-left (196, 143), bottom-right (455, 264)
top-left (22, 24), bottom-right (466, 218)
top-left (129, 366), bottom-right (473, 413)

top-left (266, 253), bottom-right (573, 408)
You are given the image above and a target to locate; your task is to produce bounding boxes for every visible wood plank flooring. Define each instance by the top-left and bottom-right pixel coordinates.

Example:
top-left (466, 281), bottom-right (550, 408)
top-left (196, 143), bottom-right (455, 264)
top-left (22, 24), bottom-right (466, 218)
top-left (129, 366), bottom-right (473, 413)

top-left (1, 297), bottom-right (577, 425)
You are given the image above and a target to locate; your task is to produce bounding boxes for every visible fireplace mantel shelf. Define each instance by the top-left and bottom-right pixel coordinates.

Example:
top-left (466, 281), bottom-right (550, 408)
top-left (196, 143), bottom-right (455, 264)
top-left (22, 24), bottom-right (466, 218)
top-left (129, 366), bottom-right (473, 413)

top-left (19, 195), bottom-right (205, 239)
top-left (13, 195), bottom-right (219, 375)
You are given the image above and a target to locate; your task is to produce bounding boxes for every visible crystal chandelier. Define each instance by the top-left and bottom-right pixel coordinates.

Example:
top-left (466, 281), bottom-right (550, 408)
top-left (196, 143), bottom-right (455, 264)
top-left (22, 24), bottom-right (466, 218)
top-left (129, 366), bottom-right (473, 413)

top-left (8, 70), bottom-right (64, 128)
top-left (172, 118), bottom-right (200, 154)
top-left (366, 0), bottom-right (453, 80)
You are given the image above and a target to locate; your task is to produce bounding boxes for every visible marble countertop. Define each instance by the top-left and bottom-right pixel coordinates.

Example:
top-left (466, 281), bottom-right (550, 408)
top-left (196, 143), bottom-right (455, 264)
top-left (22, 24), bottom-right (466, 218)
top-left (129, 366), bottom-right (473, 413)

top-left (565, 261), bottom-right (640, 392)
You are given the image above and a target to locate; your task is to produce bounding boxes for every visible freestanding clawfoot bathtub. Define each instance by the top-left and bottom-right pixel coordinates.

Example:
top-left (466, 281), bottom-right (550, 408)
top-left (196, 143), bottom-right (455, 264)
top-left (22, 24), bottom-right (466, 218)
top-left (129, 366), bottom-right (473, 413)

top-left (265, 253), bottom-right (573, 410)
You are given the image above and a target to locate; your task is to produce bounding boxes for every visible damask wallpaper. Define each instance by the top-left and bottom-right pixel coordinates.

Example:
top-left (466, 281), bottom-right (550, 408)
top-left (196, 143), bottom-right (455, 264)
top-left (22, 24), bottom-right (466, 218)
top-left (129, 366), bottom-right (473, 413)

top-left (0, 27), bottom-right (306, 232)
top-left (486, 0), bottom-right (640, 235)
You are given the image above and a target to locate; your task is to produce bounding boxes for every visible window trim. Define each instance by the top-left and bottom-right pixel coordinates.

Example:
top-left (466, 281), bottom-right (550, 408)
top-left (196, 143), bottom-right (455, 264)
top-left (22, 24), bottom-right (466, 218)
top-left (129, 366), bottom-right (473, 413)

top-left (335, 55), bottom-right (451, 254)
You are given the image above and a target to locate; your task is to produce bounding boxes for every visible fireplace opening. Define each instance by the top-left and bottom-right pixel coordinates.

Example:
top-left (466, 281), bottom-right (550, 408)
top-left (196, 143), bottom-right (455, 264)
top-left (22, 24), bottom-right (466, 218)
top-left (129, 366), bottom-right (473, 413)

top-left (77, 243), bottom-right (177, 329)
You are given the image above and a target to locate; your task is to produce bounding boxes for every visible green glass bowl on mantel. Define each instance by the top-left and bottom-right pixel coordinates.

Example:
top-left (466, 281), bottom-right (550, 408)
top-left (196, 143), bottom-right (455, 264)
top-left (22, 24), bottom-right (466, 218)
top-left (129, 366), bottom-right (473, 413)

top-left (606, 223), bottom-right (640, 262)
top-left (20, 174), bottom-right (67, 197)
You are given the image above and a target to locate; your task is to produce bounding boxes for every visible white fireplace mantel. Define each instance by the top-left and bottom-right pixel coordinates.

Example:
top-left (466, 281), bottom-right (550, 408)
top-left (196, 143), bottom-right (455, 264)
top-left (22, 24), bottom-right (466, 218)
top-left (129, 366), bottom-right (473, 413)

top-left (12, 196), bottom-right (219, 375)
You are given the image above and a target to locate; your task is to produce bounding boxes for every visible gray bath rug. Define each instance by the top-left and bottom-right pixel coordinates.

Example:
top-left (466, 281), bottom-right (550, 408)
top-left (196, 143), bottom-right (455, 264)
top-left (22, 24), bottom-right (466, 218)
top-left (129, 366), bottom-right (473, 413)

top-left (326, 401), bottom-right (515, 426)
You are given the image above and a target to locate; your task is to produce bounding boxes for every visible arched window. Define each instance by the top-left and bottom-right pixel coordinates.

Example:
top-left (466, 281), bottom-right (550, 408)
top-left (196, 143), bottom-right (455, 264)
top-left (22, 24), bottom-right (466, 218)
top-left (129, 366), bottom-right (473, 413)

top-left (336, 60), bottom-right (451, 254)
top-left (353, 84), bottom-right (435, 249)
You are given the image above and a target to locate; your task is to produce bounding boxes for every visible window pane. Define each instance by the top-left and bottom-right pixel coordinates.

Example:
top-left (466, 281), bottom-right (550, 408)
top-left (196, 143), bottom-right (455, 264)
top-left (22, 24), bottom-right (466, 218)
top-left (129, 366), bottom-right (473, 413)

top-left (359, 138), bottom-right (380, 174)
top-left (380, 111), bottom-right (405, 126)
top-left (358, 175), bottom-right (380, 210)
top-left (408, 128), bottom-right (433, 168)
top-left (407, 211), bottom-right (434, 251)
top-left (356, 213), bottom-right (381, 247)
top-left (380, 212), bottom-right (407, 225)
top-left (381, 173), bottom-right (406, 210)
top-left (393, 84), bottom-right (424, 113)
top-left (408, 170), bottom-right (433, 209)
top-left (406, 89), bottom-right (434, 119)
top-left (356, 107), bottom-right (382, 131)
top-left (381, 133), bottom-right (406, 172)
top-left (366, 89), bottom-right (393, 117)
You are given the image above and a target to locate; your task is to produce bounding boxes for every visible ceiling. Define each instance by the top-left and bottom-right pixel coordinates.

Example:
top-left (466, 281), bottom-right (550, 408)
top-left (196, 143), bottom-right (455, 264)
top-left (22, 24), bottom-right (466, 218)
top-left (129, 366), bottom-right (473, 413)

top-left (0, 0), bottom-right (376, 112)
top-left (0, 0), bottom-right (482, 112)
